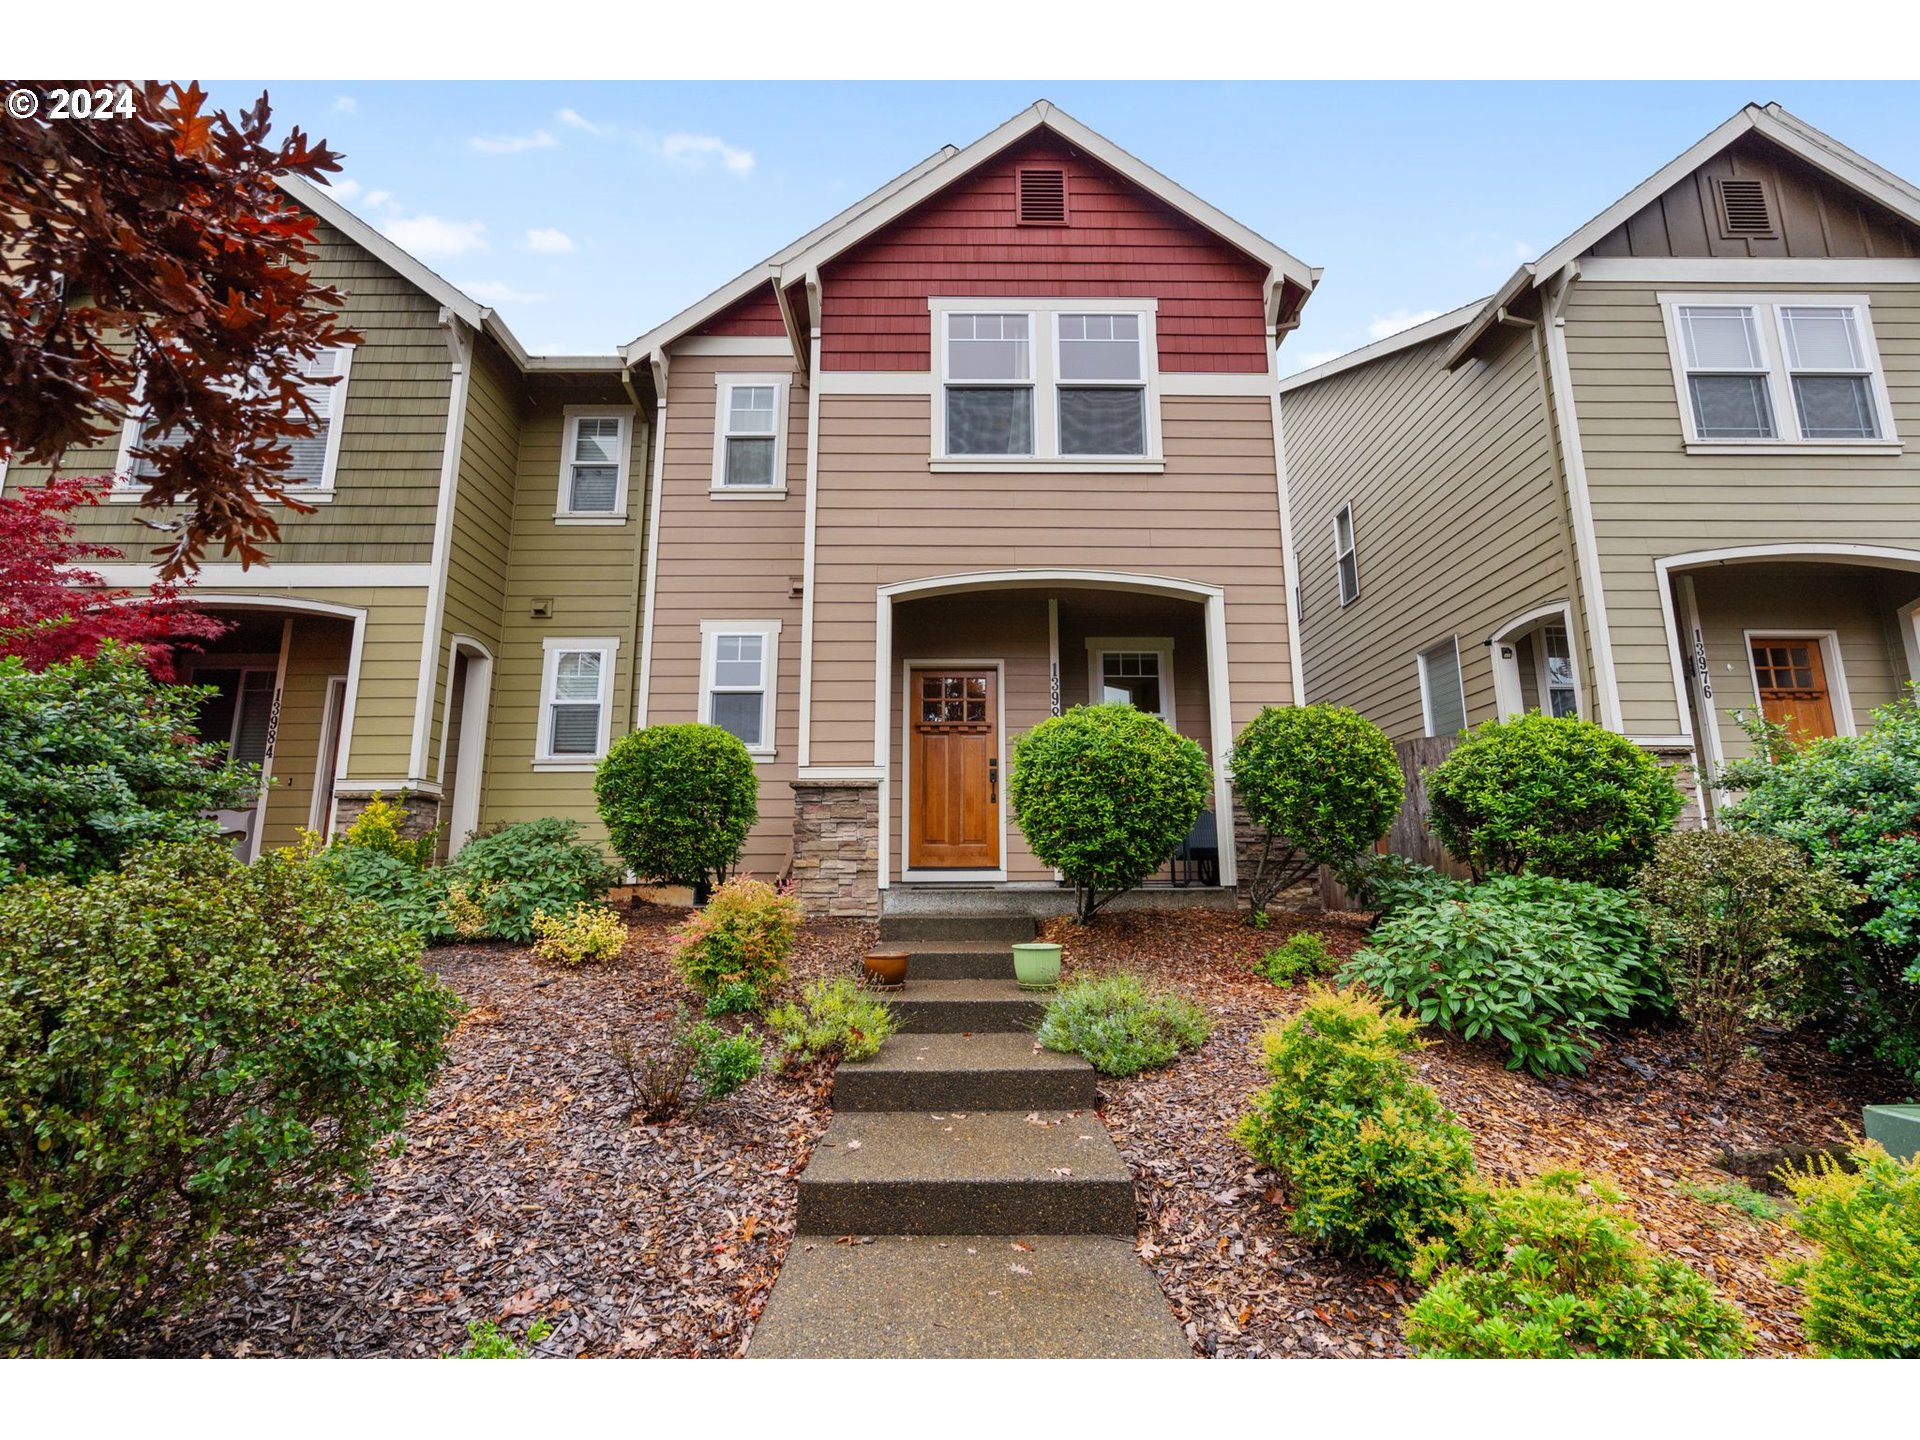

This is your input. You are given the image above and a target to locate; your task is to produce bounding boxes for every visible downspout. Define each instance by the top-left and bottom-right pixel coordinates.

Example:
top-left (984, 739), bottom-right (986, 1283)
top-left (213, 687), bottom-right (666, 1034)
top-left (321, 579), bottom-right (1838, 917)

top-left (1266, 275), bottom-right (1308, 707)
top-left (797, 271), bottom-right (823, 767)
top-left (634, 351), bottom-right (670, 728)
top-left (620, 361), bottom-right (651, 740)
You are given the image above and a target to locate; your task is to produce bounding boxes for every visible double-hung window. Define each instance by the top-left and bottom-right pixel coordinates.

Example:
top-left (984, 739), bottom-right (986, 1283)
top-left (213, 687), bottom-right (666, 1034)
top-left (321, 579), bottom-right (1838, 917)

top-left (1662, 295), bottom-right (1894, 448)
top-left (711, 375), bottom-right (787, 494)
top-left (1418, 637), bottom-right (1467, 739)
top-left (1333, 503), bottom-right (1360, 606)
top-left (935, 300), bottom-right (1160, 464)
top-left (536, 638), bottom-right (617, 766)
top-left (557, 407), bottom-right (632, 519)
top-left (700, 620), bottom-right (781, 756)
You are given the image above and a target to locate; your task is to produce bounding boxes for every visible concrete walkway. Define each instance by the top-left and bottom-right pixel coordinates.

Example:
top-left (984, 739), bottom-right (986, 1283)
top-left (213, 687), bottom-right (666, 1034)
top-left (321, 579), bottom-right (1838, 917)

top-left (748, 914), bottom-right (1189, 1359)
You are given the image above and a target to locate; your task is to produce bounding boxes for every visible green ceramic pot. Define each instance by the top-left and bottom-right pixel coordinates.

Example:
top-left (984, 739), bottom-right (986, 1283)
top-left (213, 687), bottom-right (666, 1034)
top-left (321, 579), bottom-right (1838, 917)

top-left (1012, 941), bottom-right (1062, 992)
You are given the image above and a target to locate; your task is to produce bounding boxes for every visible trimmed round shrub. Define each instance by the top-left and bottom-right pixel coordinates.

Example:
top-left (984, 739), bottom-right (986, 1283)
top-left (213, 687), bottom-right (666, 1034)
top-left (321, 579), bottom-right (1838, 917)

top-left (671, 875), bottom-right (799, 1002)
top-left (1720, 690), bottom-right (1920, 1083)
top-left (0, 646), bottom-right (256, 885)
top-left (1228, 704), bottom-right (1404, 916)
top-left (1339, 873), bottom-right (1668, 1077)
top-left (446, 817), bottom-right (620, 944)
top-left (1234, 986), bottom-right (1476, 1272)
top-left (1009, 703), bottom-right (1212, 923)
top-left (596, 723), bottom-right (758, 894)
top-left (1034, 973), bottom-right (1210, 1076)
top-left (0, 841), bottom-right (461, 1355)
top-left (1406, 1170), bottom-right (1751, 1357)
top-left (1425, 712), bottom-right (1685, 886)
top-left (1780, 1145), bottom-right (1920, 1358)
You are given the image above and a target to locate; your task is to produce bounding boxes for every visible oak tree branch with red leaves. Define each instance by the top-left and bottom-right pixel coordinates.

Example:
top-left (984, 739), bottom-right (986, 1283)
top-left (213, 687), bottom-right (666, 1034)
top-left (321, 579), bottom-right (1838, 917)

top-left (0, 81), bottom-right (361, 576)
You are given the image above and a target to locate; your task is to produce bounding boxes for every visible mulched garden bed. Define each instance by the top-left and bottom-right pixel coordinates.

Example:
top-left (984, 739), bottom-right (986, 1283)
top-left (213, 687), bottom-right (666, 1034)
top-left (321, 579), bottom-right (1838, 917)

top-left (136, 908), bottom-right (876, 1358)
top-left (1042, 907), bottom-right (1897, 1359)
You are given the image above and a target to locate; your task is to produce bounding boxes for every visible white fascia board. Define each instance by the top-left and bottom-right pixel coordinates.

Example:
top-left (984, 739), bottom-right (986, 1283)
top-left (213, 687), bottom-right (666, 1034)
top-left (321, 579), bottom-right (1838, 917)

top-left (1279, 298), bottom-right (1486, 393)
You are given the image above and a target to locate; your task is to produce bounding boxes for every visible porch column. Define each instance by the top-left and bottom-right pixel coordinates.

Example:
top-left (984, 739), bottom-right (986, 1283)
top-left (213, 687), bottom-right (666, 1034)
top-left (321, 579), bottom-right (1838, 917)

top-left (1204, 590), bottom-right (1238, 890)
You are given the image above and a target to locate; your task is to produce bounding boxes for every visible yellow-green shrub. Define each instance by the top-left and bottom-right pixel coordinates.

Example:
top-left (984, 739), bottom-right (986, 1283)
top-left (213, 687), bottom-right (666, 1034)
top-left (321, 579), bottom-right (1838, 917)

top-left (530, 903), bottom-right (628, 967)
top-left (339, 792), bottom-right (439, 869)
top-left (1780, 1144), bottom-right (1920, 1357)
top-left (671, 876), bottom-right (798, 1002)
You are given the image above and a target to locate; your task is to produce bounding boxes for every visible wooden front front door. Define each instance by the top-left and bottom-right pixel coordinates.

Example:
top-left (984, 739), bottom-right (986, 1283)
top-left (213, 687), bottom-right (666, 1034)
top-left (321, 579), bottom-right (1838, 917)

top-left (908, 668), bottom-right (1000, 870)
top-left (1750, 636), bottom-right (1838, 742)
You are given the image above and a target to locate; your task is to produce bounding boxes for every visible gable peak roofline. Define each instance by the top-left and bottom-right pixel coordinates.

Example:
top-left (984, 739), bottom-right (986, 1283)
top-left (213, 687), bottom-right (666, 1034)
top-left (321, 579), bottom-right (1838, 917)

top-left (620, 99), bottom-right (1320, 367)
top-left (1441, 101), bottom-right (1920, 370)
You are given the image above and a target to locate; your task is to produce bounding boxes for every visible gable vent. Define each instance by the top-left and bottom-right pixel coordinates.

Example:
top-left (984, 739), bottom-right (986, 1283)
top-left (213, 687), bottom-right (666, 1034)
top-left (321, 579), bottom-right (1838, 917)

top-left (1017, 167), bottom-right (1068, 225)
top-left (1714, 176), bottom-right (1777, 239)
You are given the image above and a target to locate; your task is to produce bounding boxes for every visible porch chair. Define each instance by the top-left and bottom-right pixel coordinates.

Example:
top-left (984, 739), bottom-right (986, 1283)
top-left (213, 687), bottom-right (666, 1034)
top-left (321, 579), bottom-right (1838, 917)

top-left (1171, 809), bottom-right (1218, 888)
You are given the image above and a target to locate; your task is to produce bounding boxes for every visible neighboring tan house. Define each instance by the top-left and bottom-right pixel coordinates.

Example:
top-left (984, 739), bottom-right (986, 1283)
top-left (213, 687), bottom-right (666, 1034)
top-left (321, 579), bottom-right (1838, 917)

top-left (1279, 103), bottom-right (1920, 821)
top-left (10, 101), bottom-right (1320, 914)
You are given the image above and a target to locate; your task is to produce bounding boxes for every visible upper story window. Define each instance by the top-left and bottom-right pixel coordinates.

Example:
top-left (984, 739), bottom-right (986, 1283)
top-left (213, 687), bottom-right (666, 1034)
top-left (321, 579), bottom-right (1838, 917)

top-left (535, 637), bottom-right (618, 768)
top-left (557, 407), bottom-right (633, 521)
top-left (1660, 294), bottom-right (1896, 450)
top-left (114, 345), bottom-right (355, 500)
top-left (700, 619), bottom-right (781, 756)
top-left (1332, 502), bottom-right (1359, 607)
top-left (932, 298), bottom-right (1162, 468)
top-left (710, 374), bottom-right (788, 497)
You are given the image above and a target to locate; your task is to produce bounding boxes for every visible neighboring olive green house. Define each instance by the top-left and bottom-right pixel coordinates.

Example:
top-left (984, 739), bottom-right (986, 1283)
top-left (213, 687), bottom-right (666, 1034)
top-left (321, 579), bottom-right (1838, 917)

top-left (6, 178), bottom-right (649, 859)
top-left (1280, 103), bottom-right (1920, 821)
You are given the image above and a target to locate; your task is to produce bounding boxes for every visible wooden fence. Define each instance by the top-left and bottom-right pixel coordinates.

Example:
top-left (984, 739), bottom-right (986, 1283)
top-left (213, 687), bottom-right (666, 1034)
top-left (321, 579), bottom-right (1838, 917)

top-left (1319, 734), bottom-right (1471, 910)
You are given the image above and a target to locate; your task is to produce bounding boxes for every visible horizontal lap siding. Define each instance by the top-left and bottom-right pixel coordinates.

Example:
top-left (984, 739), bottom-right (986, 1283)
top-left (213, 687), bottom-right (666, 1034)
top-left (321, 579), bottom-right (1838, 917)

top-left (1565, 280), bottom-right (1920, 737)
top-left (821, 134), bottom-right (1269, 373)
top-left (1281, 325), bottom-right (1574, 743)
top-left (646, 355), bottom-right (807, 876)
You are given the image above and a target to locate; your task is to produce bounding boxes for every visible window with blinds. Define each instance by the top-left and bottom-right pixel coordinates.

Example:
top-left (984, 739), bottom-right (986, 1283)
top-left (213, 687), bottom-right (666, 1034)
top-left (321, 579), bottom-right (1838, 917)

top-left (1333, 503), bottom-right (1360, 606)
top-left (1665, 297), bottom-right (1891, 447)
top-left (1419, 638), bottom-right (1466, 738)
top-left (1057, 313), bottom-right (1145, 457)
top-left (722, 384), bottom-right (779, 487)
top-left (566, 415), bottom-right (624, 511)
top-left (123, 345), bottom-right (353, 492)
top-left (537, 642), bottom-right (614, 763)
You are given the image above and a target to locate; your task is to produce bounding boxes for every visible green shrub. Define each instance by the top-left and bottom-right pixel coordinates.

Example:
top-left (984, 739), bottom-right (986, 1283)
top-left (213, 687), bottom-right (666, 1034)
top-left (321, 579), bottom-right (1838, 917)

top-left (1252, 931), bottom-right (1339, 986)
top-left (1229, 704), bottom-right (1404, 917)
top-left (1234, 987), bottom-right (1475, 1272)
top-left (0, 647), bottom-right (256, 885)
top-left (1339, 874), bottom-right (1667, 1076)
top-left (1720, 690), bottom-right (1920, 1082)
top-left (1425, 712), bottom-right (1685, 886)
top-left (1337, 853), bottom-right (1465, 919)
top-left (1636, 829), bottom-right (1856, 1081)
top-left (1779, 1145), bottom-right (1920, 1357)
top-left (672, 876), bottom-right (798, 1002)
top-left (1009, 704), bottom-right (1212, 924)
top-left (446, 818), bottom-right (620, 945)
top-left (705, 980), bottom-right (764, 1017)
top-left (1405, 1170), bottom-right (1751, 1357)
top-left (529, 903), bottom-right (629, 967)
top-left (447, 1318), bottom-right (552, 1358)
top-left (311, 842), bottom-right (455, 943)
top-left (0, 841), bottom-right (461, 1356)
top-left (596, 723), bottom-right (758, 893)
top-left (766, 978), bottom-right (900, 1067)
top-left (688, 1022), bottom-right (764, 1101)
top-left (612, 1015), bottom-right (764, 1122)
top-left (337, 792), bottom-right (439, 869)
top-left (1035, 974), bottom-right (1210, 1076)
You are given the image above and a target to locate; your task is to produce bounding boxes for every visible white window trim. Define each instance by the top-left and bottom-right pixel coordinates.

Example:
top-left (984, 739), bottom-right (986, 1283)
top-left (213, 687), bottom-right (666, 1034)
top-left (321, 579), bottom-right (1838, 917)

top-left (1333, 501), bottom-right (1359, 607)
top-left (1416, 635), bottom-right (1467, 739)
top-left (534, 636), bottom-right (619, 770)
top-left (1084, 636), bottom-right (1177, 731)
top-left (112, 345), bottom-right (357, 503)
top-left (1657, 293), bottom-right (1901, 454)
top-left (1740, 628), bottom-right (1857, 739)
top-left (555, 405), bottom-right (634, 522)
top-left (929, 296), bottom-right (1164, 469)
top-left (709, 373), bottom-right (789, 499)
top-left (699, 618), bottom-right (782, 759)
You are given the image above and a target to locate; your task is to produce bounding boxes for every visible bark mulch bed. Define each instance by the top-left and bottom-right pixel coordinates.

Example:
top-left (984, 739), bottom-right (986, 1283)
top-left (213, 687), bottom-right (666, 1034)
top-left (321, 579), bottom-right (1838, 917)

top-left (137, 908), bottom-right (876, 1358)
top-left (1040, 907), bottom-right (1893, 1359)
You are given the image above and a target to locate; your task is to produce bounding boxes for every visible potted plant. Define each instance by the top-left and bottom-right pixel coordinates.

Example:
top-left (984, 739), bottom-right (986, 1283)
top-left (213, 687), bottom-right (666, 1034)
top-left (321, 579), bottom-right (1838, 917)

top-left (1012, 940), bottom-right (1062, 992)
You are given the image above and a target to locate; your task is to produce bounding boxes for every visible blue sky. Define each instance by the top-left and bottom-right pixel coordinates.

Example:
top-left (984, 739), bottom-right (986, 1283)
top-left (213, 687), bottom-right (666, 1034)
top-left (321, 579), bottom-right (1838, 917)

top-left (213, 81), bottom-right (1920, 371)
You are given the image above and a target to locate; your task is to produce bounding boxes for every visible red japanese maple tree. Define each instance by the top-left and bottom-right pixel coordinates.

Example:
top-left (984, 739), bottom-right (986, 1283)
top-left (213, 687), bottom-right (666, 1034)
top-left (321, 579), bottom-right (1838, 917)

top-left (0, 81), bottom-right (360, 576)
top-left (0, 475), bottom-right (225, 680)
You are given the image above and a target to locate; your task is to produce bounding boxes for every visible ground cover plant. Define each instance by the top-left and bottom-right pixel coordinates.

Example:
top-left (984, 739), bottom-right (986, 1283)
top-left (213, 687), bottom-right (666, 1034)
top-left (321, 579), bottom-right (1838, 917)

top-left (1009, 703), bottom-right (1212, 923)
top-left (596, 723), bottom-right (758, 897)
top-left (1425, 712), bottom-right (1685, 885)
top-left (671, 876), bottom-right (798, 1006)
top-left (1779, 1145), bottom-right (1920, 1358)
top-left (1035, 973), bottom-right (1210, 1076)
top-left (1228, 704), bottom-right (1403, 918)
top-left (1252, 932), bottom-right (1340, 986)
top-left (767, 977), bottom-right (900, 1067)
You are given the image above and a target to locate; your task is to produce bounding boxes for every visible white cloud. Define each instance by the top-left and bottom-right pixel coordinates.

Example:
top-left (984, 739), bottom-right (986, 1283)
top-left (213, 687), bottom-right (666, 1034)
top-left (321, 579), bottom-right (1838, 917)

top-left (326, 177), bottom-right (361, 201)
top-left (656, 131), bottom-right (755, 176)
top-left (333, 95), bottom-right (357, 114)
top-left (364, 189), bottom-right (395, 210)
top-left (470, 130), bottom-right (558, 155)
top-left (381, 214), bottom-right (489, 257)
top-left (456, 280), bottom-right (547, 305)
top-left (556, 108), bottom-right (606, 135)
top-left (1366, 309), bottom-right (1444, 341)
top-left (524, 226), bottom-right (577, 254)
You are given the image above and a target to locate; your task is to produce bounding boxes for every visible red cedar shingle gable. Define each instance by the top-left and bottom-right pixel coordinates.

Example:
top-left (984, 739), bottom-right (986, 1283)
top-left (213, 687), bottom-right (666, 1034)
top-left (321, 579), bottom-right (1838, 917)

top-left (819, 133), bottom-right (1272, 374)
top-left (693, 284), bottom-right (788, 337)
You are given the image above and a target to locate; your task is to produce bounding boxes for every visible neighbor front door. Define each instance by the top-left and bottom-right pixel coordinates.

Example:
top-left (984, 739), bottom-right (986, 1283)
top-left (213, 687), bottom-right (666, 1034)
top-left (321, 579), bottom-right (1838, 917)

top-left (908, 668), bottom-right (1000, 870)
top-left (1749, 636), bottom-right (1838, 743)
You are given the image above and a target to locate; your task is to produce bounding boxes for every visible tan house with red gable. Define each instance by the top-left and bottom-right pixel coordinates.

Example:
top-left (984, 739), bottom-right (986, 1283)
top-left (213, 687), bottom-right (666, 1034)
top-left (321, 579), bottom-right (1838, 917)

top-left (620, 100), bottom-right (1317, 912)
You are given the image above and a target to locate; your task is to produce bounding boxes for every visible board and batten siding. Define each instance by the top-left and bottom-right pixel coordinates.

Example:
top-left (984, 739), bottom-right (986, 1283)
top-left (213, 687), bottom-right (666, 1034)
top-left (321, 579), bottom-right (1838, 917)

top-left (1281, 322), bottom-right (1579, 743)
top-left (1561, 279), bottom-right (1920, 739)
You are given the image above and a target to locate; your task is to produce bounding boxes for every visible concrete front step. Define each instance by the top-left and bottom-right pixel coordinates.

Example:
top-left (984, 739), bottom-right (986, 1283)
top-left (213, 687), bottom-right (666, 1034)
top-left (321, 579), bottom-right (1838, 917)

top-left (748, 1234), bottom-right (1189, 1358)
top-left (892, 979), bottom-right (1047, 1034)
top-left (877, 913), bottom-right (1038, 944)
top-left (898, 939), bottom-right (1019, 981)
top-left (836, 1032), bottom-right (1098, 1112)
top-left (880, 883), bottom-right (1236, 919)
top-left (796, 1110), bottom-right (1135, 1235)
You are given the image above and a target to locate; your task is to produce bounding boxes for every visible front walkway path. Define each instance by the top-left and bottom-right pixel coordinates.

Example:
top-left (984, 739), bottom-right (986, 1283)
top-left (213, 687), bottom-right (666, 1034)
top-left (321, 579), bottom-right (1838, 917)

top-left (748, 915), bottom-right (1189, 1358)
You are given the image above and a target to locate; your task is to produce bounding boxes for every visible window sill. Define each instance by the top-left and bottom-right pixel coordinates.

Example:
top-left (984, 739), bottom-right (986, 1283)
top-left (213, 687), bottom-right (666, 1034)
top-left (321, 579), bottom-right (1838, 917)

top-left (928, 458), bottom-right (1165, 474)
top-left (747, 749), bottom-right (778, 764)
top-left (1683, 441), bottom-right (1904, 457)
top-left (110, 489), bottom-right (336, 504)
top-left (552, 514), bottom-right (629, 525)
top-left (532, 759), bottom-right (600, 772)
top-left (708, 486), bottom-right (790, 501)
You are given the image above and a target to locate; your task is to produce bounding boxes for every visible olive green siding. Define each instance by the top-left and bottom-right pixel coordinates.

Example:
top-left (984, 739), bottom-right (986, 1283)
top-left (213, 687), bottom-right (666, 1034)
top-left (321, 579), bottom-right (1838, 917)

top-left (259, 614), bottom-right (355, 851)
top-left (1282, 321), bottom-right (1579, 742)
